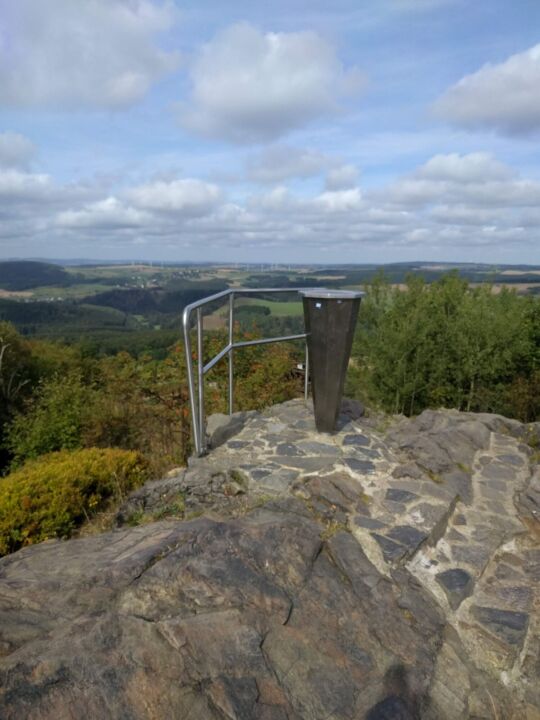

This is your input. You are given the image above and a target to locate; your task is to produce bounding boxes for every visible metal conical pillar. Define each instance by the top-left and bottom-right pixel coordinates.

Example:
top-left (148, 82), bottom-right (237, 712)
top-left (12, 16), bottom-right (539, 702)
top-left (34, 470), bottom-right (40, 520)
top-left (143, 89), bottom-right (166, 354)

top-left (301, 289), bottom-right (364, 432)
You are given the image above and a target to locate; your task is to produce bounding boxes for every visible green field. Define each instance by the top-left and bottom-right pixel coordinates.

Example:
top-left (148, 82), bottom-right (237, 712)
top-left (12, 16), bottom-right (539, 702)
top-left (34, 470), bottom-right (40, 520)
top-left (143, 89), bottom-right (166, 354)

top-left (238, 298), bottom-right (303, 316)
top-left (29, 283), bottom-right (115, 300)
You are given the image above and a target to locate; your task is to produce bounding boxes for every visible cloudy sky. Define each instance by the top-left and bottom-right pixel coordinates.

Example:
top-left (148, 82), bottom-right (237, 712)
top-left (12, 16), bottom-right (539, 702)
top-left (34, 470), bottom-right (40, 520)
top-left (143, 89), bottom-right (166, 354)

top-left (1, 0), bottom-right (539, 264)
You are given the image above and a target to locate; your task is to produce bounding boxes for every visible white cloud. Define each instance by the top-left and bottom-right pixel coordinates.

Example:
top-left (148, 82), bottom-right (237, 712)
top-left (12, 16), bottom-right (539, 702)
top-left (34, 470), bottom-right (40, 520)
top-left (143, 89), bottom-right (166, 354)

top-left (56, 198), bottom-right (148, 229)
top-left (429, 204), bottom-right (506, 226)
top-left (179, 23), bottom-right (365, 143)
top-left (0, 132), bottom-right (36, 169)
top-left (434, 44), bottom-right (540, 136)
top-left (416, 153), bottom-right (513, 183)
top-left (382, 153), bottom-right (540, 208)
top-left (246, 146), bottom-right (332, 183)
top-left (249, 186), bottom-right (293, 212)
top-left (314, 188), bottom-right (363, 212)
top-left (325, 164), bottom-right (359, 190)
top-left (126, 179), bottom-right (222, 215)
top-left (0, 169), bottom-right (51, 201)
top-left (0, 0), bottom-right (179, 109)
top-left (3, 153), bottom-right (540, 260)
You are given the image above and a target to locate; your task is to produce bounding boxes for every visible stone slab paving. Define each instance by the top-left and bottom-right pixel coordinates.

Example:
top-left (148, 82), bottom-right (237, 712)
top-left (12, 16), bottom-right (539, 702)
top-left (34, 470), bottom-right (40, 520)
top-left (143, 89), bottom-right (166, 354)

top-left (407, 428), bottom-right (538, 709)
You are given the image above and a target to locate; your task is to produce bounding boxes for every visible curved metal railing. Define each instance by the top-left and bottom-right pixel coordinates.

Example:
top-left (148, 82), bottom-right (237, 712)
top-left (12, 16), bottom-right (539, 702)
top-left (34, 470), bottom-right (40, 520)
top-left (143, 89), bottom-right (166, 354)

top-left (182, 288), bottom-right (309, 456)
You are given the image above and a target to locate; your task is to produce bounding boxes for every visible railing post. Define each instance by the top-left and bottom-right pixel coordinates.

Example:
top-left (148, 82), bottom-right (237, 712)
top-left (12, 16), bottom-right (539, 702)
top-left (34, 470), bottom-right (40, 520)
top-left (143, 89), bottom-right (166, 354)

top-left (304, 342), bottom-right (309, 402)
top-left (228, 292), bottom-right (234, 415)
top-left (196, 307), bottom-right (205, 453)
top-left (182, 307), bottom-right (200, 456)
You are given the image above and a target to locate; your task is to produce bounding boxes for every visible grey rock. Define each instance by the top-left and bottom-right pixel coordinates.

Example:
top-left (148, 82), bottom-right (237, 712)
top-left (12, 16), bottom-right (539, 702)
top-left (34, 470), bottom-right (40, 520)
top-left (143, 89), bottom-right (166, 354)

top-left (436, 568), bottom-right (474, 610)
top-left (497, 454), bottom-right (525, 467)
top-left (272, 456), bottom-right (337, 472)
top-left (116, 472), bottom-right (187, 523)
top-left (342, 457), bottom-right (376, 474)
top-left (452, 543), bottom-right (492, 571)
top-left (386, 526), bottom-right (427, 554)
top-left (296, 440), bottom-right (340, 456)
top-left (371, 533), bottom-right (407, 562)
top-left (479, 484), bottom-right (506, 501)
top-left (0, 502), bottom-right (435, 720)
top-left (478, 464), bottom-right (514, 481)
top-left (382, 500), bottom-right (407, 516)
top-left (348, 446), bottom-right (381, 460)
top-left (440, 468), bottom-right (473, 504)
top-left (471, 606), bottom-right (529, 647)
top-left (523, 549), bottom-right (540, 582)
top-left (275, 442), bottom-right (305, 456)
top-left (391, 463), bottom-right (424, 480)
top-left (339, 397), bottom-right (365, 420)
top-left (206, 410), bottom-right (256, 449)
top-left (249, 467), bottom-right (273, 480)
top-left (258, 470), bottom-right (299, 494)
top-left (354, 516), bottom-right (387, 530)
top-left (454, 420), bottom-right (491, 451)
top-left (385, 488), bottom-right (418, 504)
top-left (493, 562), bottom-right (526, 583)
top-left (342, 433), bottom-right (370, 447)
top-left (489, 585), bottom-right (533, 612)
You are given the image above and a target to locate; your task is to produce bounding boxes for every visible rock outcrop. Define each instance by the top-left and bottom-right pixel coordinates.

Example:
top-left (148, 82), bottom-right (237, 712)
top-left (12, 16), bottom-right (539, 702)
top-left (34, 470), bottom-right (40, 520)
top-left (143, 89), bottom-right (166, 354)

top-left (0, 399), bottom-right (538, 719)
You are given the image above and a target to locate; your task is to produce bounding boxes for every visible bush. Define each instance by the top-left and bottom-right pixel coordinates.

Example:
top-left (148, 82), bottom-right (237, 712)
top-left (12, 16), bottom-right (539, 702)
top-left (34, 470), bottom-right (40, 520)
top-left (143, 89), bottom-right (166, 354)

top-left (0, 447), bottom-right (148, 556)
top-left (348, 273), bottom-right (537, 419)
top-left (6, 372), bottom-right (96, 467)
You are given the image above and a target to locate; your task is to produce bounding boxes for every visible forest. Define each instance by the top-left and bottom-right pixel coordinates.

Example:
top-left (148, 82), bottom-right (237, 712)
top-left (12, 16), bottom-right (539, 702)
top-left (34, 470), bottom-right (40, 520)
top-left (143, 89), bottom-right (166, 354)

top-left (0, 271), bottom-right (539, 556)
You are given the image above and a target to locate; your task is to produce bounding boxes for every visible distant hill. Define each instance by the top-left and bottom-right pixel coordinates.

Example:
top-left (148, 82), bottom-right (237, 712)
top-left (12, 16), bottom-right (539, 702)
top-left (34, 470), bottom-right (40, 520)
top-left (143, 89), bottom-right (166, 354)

top-left (0, 298), bottom-right (130, 337)
top-left (82, 279), bottom-right (229, 314)
top-left (0, 261), bottom-right (72, 291)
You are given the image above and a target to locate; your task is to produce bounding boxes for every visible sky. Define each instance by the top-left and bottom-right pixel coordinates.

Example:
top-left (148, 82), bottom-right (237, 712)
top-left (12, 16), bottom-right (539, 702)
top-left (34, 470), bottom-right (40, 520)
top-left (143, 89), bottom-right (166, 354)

top-left (0, 0), bottom-right (540, 264)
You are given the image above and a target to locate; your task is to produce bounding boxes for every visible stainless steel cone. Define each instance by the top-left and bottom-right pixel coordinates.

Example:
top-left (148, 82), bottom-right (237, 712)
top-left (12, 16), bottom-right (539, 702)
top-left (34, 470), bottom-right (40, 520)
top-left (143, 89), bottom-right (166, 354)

top-left (301, 289), bottom-right (364, 432)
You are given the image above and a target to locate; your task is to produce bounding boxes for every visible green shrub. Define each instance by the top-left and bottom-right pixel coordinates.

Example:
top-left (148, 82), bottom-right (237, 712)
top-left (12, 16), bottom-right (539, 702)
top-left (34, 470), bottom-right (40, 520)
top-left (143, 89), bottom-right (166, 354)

top-left (6, 372), bottom-right (96, 467)
top-left (0, 447), bottom-right (149, 556)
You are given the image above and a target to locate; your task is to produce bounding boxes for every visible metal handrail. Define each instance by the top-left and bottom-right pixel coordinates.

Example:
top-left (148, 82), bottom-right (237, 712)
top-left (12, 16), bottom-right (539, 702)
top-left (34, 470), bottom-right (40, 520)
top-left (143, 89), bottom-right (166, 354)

top-left (182, 288), bottom-right (310, 456)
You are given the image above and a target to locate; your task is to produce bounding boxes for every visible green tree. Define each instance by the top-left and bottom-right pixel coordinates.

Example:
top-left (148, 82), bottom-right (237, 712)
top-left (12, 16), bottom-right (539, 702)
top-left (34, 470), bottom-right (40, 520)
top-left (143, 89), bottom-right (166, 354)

top-left (348, 273), bottom-right (539, 420)
top-left (0, 321), bottom-right (39, 470)
top-left (6, 372), bottom-right (95, 467)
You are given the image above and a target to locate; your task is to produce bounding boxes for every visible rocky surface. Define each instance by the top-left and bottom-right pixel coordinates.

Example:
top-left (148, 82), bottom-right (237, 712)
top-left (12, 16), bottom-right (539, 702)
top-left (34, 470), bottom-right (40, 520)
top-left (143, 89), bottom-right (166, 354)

top-left (1, 399), bottom-right (539, 719)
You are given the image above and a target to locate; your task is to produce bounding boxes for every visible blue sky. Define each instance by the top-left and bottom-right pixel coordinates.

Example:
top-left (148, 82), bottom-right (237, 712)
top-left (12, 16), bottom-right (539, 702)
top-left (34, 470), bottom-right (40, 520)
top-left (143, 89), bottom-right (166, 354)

top-left (1, 0), bottom-right (539, 263)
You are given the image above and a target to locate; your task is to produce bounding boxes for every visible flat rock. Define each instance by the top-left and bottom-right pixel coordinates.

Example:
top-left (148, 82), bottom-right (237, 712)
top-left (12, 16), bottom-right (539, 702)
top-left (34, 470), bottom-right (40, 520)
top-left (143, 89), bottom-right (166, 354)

top-left (341, 457), bottom-right (376, 474)
top-left (385, 488), bottom-right (418, 504)
top-left (436, 568), bottom-right (474, 610)
top-left (471, 606), bottom-right (529, 647)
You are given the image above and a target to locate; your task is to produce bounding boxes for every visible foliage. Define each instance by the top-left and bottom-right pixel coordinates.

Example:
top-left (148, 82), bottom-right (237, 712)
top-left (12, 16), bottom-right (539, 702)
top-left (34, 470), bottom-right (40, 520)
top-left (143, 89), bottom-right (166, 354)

top-left (0, 321), bottom-right (36, 409)
top-left (200, 328), bottom-right (302, 414)
top-left (0, 261), bottom-right (72, 291)
top-left (6, 372), bottom-right (95, 467)
top-left (348, 273), bottom-right (537, 419)
top-left (83, 348), bottom-right (192, 475)
top-left (0, 321), bottom-right (40, 468)
top-left (0, 447), bottom-right (148, 556)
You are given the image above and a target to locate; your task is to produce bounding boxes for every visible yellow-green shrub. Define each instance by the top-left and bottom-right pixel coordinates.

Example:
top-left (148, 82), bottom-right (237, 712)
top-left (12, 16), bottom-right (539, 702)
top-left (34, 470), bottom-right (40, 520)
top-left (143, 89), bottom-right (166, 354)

top-left (0, 447), bottom-right (149, 556)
